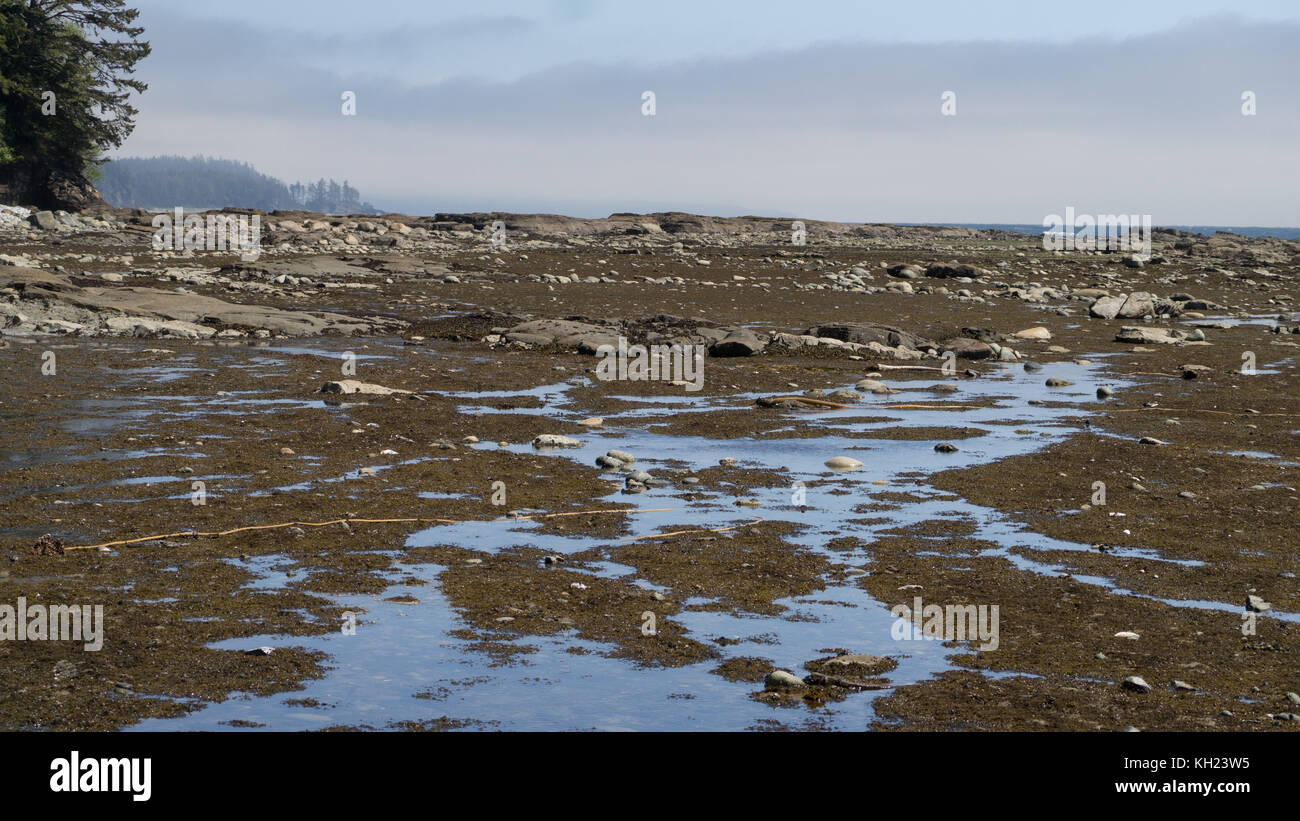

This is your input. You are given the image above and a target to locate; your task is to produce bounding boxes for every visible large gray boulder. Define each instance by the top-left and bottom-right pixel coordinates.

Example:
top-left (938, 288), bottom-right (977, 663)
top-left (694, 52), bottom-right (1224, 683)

top-left (1089, 295), bottom-right (1126, 319)
top-left (886, 263), bottom-right (923, 279)
top-left (1091, 292), bottom-right (1182, 320)
top-left (925, 263), bottom-right (989, 279)
top-left (709, 328), bottom-right (764, 357)
top-left (1115, 326), bottom-right (1187, 345)
top-left (28, 211), bottom-right (57, 231)
top-left (940, 337), bottom-right (994, 359)
top-left (1117, 291), bottom-right (1156, 318)
top-left (503, 318), bottom-right (620, 350)
top-left (807, 323), bottom-right (934, 351)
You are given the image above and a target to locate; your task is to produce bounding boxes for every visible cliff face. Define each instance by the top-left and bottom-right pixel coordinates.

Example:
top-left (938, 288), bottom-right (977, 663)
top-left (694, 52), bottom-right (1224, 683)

top-left (0, 164), bottom-right (104, 212)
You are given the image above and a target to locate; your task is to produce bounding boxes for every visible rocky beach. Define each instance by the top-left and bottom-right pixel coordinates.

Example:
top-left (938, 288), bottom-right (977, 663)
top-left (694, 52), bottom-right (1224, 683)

top-left (1, 205), bottom-right (1296, 731)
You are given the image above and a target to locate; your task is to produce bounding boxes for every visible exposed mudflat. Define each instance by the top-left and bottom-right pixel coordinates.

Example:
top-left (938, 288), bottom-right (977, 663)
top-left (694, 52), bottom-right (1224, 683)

top-left (1, 210), bottom-right (1297, 731)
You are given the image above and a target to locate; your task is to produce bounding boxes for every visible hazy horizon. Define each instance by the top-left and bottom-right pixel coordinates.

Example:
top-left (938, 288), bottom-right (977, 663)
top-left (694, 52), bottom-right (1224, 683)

top-left (113, 1), bottom-right (1300, 225)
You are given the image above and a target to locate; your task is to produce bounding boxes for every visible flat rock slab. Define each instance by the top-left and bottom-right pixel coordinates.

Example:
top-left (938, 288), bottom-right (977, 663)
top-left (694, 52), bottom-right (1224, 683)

top-left (807, 322), bottom-right (935, 351)
top-left (0, 268), bottom-right (395, 337)
top-left (504, 318), bottom-right (620, 348)
top-left (1115, 326), bottom-right (1187, 345)
top-left (805, 653), bottom-right (898, 677)
top-left (320, 380), bottom-right (411, 395)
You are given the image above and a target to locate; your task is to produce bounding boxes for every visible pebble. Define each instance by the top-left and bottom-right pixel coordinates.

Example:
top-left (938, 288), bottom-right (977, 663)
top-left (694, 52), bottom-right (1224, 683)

top-left (1246, 594), bottom-right (1271, 612)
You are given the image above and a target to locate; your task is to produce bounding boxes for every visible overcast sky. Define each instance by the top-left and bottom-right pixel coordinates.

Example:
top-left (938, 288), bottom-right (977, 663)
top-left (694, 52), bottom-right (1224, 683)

top-left (115, 1), bottom-right (1300, 224)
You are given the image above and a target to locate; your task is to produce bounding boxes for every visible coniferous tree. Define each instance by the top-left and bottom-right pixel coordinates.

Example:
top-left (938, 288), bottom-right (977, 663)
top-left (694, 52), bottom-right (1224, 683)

top-left (0, 0), bottom-right (150, 208)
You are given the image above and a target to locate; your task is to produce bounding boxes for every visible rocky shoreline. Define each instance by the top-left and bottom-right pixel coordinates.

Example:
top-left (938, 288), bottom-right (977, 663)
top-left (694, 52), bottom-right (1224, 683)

top-left (1, 205), bottom-right (1297, 731)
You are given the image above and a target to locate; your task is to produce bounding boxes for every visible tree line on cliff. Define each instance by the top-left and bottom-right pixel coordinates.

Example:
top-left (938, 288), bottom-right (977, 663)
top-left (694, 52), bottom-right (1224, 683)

top-left (97, 155), bottom-right (382, 214)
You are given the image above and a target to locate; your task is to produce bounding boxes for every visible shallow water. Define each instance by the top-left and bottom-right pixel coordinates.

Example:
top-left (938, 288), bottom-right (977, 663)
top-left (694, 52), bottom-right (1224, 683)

top-left (78, 341), bottom-right (1283, 731)
top-left (111, 345), bottom-right (1227, 732)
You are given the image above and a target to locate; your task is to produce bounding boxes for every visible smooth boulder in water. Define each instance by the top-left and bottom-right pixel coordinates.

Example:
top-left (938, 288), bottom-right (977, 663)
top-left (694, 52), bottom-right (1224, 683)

top-left (764, 669), bottom-right (806, 689)
top-left (533, 434), bottom-right (582, 448)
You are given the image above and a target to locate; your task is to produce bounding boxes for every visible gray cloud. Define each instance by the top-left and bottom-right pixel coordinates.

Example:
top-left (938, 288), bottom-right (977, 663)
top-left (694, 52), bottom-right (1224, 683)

top-left (117, 14), bottom-right (1300, 223)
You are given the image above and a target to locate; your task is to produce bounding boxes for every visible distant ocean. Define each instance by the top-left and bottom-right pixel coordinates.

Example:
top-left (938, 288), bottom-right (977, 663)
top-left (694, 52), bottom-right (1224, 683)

top-left (899, 223), bottom-right (1300, 241)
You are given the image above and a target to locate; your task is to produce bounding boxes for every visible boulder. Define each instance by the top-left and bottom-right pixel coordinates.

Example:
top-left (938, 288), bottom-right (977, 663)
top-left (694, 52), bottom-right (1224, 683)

top-left (941, 337), bottom-right (994, 359)
top-left (886, 263), bottom-right (923, 279)
top-left (825, 456), bottom-right (864, 470)
top-left (1117, 291), bottom-right (1156, 319)
top-left (925, 263), bottom-right (988, 279)
top-left (28, 211), bottom-right (57, 231)
top-left (320, 380), bottom-right (411, 395)
top-left (1013, 326), bottom-right (1052, 341)
top-left (764, 670), bottom-right (806, 689)
top-left (855, 378), bottom-right (895, 394)
top-left (708, 328), bottom-right (764, 357)
top-left (503, 318), bottom-right (616, 347)
top-left (1089, 295), bottom-right (1126, 319)
top-left (808, 323), bottom-right (934, 351)
top-left (532, 434), bottom-right (582, 448)
top-left (1114, 327), bottom-right (1186, 345)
